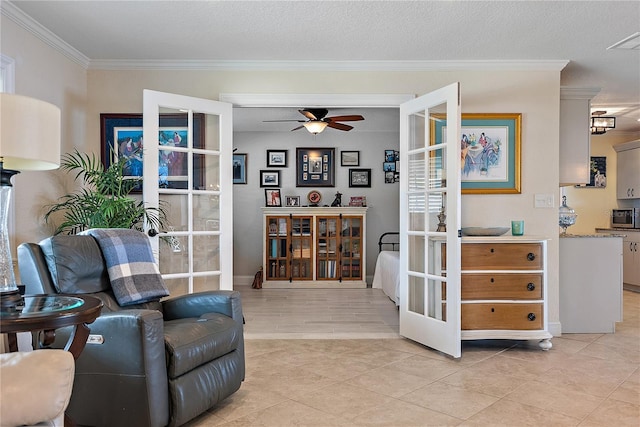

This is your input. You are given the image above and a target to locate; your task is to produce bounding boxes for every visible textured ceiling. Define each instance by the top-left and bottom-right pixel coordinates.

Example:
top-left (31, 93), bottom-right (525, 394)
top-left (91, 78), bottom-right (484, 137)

top-left (5, 0), bottom-right (640, 134)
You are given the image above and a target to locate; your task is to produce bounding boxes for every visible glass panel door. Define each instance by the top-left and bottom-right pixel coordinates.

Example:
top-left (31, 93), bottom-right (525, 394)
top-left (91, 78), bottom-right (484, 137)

top-left (399, 83), bottom-right (462, 358)
top-left (291, 216), bottom-right (312, 280)
top-left (143, 90), bottom-right (233, 294)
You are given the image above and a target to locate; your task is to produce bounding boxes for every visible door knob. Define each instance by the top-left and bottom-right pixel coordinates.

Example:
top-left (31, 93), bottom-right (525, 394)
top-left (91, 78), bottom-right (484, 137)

top-left (148, 229), bottom-right (158, 237)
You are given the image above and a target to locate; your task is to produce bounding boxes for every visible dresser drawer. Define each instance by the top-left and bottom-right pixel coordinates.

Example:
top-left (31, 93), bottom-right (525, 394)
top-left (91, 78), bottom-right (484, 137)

top-left (462, 303), bottom-right (543, 330)
top-left (461, 273), bottom-right (543, 300)
top-left (462, 243), bottom-right (543, 270)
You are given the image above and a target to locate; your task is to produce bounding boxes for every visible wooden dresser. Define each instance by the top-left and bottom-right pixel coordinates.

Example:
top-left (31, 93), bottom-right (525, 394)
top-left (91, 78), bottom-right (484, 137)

top-left (460, 237), bottom-right (552, 350)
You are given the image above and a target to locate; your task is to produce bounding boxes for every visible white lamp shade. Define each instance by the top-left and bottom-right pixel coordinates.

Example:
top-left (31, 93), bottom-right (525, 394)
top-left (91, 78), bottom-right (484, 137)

top-left (0, 93), bottom-right (61, 170)
top-left (303, 120), bottom-right (328, 134)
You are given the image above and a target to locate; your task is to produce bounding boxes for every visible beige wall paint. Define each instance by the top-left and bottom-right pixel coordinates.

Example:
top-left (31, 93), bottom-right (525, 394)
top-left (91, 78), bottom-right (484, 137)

top-left (90, 68), bottom-right (563, 332)
top-left (5, 17), bottom-right (565, 332)
top-left (1, 17), bottom-right (88, 247)
top-left (563, 133), bottom-right (640, 234)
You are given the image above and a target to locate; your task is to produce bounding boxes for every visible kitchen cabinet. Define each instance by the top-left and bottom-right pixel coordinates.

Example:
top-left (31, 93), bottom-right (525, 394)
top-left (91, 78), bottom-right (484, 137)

top-left (559, 235), bottom-right (623, 333)
top-left (614, 140), bottom-right (640, 199)
top-left (262, 207), bottom-right (367, 288)
top-left (460, 237), bottom-right (552, 350)
top-left (559, 88), bottom-right (599, 186)
top-left (622, 232), bottom-right (640, 290)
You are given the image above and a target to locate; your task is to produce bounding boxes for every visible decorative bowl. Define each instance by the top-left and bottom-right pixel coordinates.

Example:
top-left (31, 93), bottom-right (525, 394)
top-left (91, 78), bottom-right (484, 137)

top-left (461, 227), bottom-right (510, 236)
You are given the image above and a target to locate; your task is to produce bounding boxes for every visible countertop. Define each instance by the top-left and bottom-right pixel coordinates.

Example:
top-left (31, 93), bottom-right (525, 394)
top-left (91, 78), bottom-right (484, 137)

top-left (596, 227), bottom-right (639, 233)
top-left (560, 233), bottom-right (626, 238)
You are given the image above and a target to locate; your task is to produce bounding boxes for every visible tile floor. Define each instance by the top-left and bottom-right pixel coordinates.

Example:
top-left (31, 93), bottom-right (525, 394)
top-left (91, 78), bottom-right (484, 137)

top-left (185, 288), bottom-right (640, 426)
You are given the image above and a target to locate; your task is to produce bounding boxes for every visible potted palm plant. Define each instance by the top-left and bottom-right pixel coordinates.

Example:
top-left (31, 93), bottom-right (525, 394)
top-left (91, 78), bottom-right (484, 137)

top-left (44, 149), bottom-right (167, 235)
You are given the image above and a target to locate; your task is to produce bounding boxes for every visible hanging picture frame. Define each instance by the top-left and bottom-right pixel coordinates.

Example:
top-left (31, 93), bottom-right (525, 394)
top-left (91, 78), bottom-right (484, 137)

top-left (296, 147), bottom-right (335, 187)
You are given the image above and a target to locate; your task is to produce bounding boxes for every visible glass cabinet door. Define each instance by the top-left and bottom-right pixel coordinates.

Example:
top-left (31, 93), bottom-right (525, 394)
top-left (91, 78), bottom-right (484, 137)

top-left (291, 216), bottom-right (312, 280)
top-left (266, 216), bottom-right (289, 280)
top-left (316, 216), bottom-right (339, 279)
top-left (340, 216), bottom-right (362, 280)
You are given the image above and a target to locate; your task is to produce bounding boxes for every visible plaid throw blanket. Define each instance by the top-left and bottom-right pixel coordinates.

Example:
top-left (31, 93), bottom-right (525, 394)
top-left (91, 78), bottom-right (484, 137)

top-left (83, 229), bottom-right (169, 306)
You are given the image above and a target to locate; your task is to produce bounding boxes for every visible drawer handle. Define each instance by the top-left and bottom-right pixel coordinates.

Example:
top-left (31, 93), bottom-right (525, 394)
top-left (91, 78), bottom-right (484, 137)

top-left (490, 248), bottom-right (495, 253)
top-left (527, 283), bottom-right (535, 291)
top-left (490, 277), bottom-right (495, 283)
top-left (527, 313), bottom-right (536, 321)
top-left (527, 253), bottom-right (536, 261)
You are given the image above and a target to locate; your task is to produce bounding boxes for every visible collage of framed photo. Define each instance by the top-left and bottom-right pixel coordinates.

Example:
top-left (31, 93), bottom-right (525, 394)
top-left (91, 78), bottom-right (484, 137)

top-left (296, 147), bottom-right (335, 187)
top-left (384, 149), bottom-right (400, 183)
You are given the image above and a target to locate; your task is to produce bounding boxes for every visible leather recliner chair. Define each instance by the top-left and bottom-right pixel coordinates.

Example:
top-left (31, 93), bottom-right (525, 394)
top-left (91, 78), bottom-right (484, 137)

top-left (18, 234), bottom-right (245, 427)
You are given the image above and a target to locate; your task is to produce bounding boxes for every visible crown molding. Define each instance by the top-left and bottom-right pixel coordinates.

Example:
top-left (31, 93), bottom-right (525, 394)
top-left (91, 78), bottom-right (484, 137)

top-left (1, 1), bottom-right (90, 68)
top-left (560, 87), bottom-right (601, 100)
top-left (89, 59), bottom-right (569, 72)
top-left (3, 2), bottom-right (568, 73)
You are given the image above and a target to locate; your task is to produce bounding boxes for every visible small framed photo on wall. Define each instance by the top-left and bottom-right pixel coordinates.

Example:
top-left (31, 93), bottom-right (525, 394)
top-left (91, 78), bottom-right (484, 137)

top-left (233, 153), bottom-right (247, 184)
top-left (349, 168), bottom-right (371, 188)
top-left (341, 151), bottom-right (360, 166)
top-left (265, 189), bottom-right (282, 207)
top-left (260, 170), bottom-right (280, 187)
top-left (266, 150), bottom-right (288, 167)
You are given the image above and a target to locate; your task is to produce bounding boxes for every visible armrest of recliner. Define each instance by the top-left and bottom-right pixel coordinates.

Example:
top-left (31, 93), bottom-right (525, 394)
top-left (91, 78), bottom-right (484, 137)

top-left (56, 309), bottom-right (171, 427)
top-left (162, 290), bottom-right (243, 323)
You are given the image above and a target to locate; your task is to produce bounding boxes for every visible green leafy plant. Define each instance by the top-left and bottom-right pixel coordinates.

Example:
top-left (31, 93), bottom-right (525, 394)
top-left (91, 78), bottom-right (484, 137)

top-left (45, 149), bottom-right (167, 235)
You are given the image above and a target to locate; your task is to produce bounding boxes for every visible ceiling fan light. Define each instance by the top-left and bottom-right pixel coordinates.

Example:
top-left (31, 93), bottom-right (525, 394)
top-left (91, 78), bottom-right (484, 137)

top-left (304, 121), bottom-right (328, 134)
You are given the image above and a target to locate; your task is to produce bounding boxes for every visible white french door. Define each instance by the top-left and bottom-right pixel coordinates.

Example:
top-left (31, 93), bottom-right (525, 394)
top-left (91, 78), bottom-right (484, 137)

top-left (399, 83), bottom-right (462, 358)
top-left (143, 90), bottom-right (233, 294)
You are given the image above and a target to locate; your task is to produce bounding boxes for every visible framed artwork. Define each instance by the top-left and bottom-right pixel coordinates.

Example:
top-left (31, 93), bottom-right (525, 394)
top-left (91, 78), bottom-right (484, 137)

top-left (266, 149), bottom-right (288, 167)
top-left (384, 149), bottom-right (398, 162)
top-left (233, 153), bottom-right (247, 184)
top-left (431, 113), bottom-right (522, 194)
top-left (100, 113), bottom-right (205, 192)
top-left (341, 151), bottom-right (360, 166)
top-left (383, 161), bottom-right (396, 172)
top-left (576, 156), bottom-right (607, 188)
top-left (260, 170), bottom-right (280, 187)
top-left (349, 168), bottom-right (371, 188)
top-left (296, 147), bottom-right (335, 187)
top-left (285, 195), bottom-right (301, 207)
top-left (265, 188), bottom-right (282, 207)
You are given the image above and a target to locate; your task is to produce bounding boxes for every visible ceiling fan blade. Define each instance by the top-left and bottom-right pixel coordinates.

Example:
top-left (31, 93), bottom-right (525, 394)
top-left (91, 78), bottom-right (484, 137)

top-left (299, 108), bottom-right (328, 121)
top-left (327, 122), bottom-right (353, 131)
top-left (290, 125), bottom-right (305, 131)
top-left (325, 115), bottom-right (364, 122)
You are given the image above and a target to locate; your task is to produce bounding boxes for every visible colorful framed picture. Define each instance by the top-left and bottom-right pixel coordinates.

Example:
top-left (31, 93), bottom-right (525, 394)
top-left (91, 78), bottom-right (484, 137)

top-left (285, 195), bottom-right (301, 207)
top-left (296, 147), bottom-right (335, 187)
top-left (260, 170), bottom-right (280, 187)
top-left (266, 149), bottom-right (288, 167)
top-left (341, 151), bottom-right (360, 166)
top-left (100, 113), bottom-right (205, 192)
top-left (349, 168), bottom-right (371, 188)
top-left (431, 113), bottom-right (522, 194)
top-left (233, 153), bottom-right (247, 184)
top-left (265, 188), bottom-right (282, 207)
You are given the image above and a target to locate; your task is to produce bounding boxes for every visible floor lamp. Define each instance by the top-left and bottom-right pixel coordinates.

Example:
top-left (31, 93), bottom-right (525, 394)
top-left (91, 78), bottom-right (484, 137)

top-left (0, 93), bottom-right (60, 310)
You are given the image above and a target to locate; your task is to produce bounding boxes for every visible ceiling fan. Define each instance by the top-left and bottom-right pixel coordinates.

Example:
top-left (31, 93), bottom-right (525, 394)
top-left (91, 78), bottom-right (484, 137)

top-left (265, 108), bottom-right (364, 134)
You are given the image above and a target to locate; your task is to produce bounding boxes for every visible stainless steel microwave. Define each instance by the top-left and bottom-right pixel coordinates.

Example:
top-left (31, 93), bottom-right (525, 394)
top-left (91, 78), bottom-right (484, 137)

top-left (611, 208), bottom-right (640, 229)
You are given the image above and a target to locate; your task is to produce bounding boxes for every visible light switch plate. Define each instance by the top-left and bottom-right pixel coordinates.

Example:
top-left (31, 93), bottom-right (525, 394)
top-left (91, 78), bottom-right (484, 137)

top-left (534, 194), bottom-right (554, 208)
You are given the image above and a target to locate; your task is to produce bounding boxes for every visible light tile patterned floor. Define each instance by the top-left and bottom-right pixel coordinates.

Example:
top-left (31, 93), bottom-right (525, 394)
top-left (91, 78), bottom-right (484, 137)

top-left (184, 288), bottom-right (640, 427)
